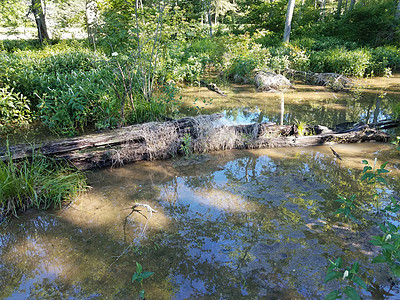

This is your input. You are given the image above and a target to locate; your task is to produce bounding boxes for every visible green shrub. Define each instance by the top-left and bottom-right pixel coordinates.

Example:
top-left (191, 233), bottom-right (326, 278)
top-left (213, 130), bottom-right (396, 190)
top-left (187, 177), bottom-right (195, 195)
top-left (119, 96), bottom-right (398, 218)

top-left (0, 148), bottom-right (87, 218)
top-left (268, 44), bottom-right (310, 72)
top-left (0, 44), bottom-right (123, 135)
top-left (309, 48), bottom-right (371, 77)
top-left (0, 86), bottom-right (32, 133)
top-left (368, 46), bottom-right (400, 76)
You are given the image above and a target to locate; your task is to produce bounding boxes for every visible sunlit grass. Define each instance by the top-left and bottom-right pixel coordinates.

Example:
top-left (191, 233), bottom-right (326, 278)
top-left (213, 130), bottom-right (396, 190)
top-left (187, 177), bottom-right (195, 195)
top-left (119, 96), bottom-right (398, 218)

top-left (0, 146), bottom-right (87, 217)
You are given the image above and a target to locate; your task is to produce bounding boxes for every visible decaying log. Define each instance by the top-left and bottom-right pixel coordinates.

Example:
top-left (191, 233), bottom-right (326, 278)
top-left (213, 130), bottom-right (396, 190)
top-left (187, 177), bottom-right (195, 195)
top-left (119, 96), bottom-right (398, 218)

top-left (200, 81), bottom-right (226, 96)
top-left (284, 68), bottom-right (353, 91)
top-left (255, 71), bottom-right (293, 92)
top-left (0, 114), bottom-right (390, 170)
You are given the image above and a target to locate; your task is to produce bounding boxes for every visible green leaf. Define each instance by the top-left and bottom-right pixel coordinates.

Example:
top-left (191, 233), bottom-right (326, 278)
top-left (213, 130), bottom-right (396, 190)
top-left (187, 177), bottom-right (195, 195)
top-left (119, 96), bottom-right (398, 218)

top-left (132, 273), bottom-right (140, 283)
top-left (387, 222), bottom-right (397, 233)
top-left (350, 261), bottom-right (359, 273)
top-left (377, 169), bottom-right (389, 174)
top-left (353, 275), bottom-right (368, 290)
top-left (362, 166), bottom-right (372, 173)
top-left (380, 161), bottom-right (388, 169)
top-left (372, 255), bottom-right (387, 263)
top-left (343, 286), bottom-right (361, 300)
top-left (377, 177), bottom-right (387, 185)
top-left (325, 271), bottom-right (342, 283)
top-left (369, 238), bottom-right (382, 246)
top-left (378, 223), bottom-right (388, 233)
top-left (382, 244), bottom-right (395, 252)
top-left (136, 262), bottom-right (143, 274)
top-left (361, 160), bottom-right (369, 164)
top-left (140, 271), bottom-right (154, 280)
top-left (391, 265), bottom-right (400, 278)
top-left (324, 290), bottom-right (341, 300)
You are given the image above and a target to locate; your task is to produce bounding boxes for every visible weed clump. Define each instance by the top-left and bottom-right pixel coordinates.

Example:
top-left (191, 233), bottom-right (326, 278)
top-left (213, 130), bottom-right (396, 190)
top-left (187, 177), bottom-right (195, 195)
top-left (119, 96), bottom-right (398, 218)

top-left (0, 147), bottom-right (87, 219)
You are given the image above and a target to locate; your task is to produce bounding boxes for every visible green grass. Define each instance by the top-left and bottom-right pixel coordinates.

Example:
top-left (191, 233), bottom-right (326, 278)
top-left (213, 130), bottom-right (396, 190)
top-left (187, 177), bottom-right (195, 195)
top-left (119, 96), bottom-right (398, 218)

top-left (0, 147), bottom-right (87, 217)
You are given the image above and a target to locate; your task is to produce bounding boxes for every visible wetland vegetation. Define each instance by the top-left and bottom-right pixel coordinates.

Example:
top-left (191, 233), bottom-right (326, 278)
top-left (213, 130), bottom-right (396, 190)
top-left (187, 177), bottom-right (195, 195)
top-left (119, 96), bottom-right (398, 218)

top-left (1, 0), bottom-right (400, 298)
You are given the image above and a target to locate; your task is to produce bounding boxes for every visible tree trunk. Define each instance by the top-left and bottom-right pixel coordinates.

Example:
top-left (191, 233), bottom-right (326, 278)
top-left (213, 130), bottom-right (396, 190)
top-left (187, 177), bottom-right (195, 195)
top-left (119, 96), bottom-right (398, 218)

top-left (283, 0), bottom-right (296, 43)
top-left (31, 0), bottom-right (50, 43)
top-left (396, 0), bottom-right (400, 20)
top-left (321, 0), bottom-right (326, 20)
top-left (349, 0), bottom-right (356, 11)
top-left (0, 115), bottom-right (391, 171)
top-left (86, 0), bottom-right (98, 49)
top-left (337, 0), bottom-right (343, 15)
top-left (208, 4), bottom-right (213, 37)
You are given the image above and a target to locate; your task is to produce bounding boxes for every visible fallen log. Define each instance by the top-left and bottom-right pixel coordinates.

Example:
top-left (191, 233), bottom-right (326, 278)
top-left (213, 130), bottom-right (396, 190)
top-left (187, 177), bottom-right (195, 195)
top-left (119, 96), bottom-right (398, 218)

top-left (284, 68), bottom-right (353, 91)
top-left (200, 81), bottom-right (226, 96)
top-left (0, 114), bottom-right (390, 170)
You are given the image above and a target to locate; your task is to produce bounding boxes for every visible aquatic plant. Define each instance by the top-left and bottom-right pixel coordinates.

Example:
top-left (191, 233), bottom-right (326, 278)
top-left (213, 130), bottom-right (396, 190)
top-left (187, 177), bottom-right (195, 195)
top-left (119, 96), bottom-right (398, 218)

top-left (334, 195), bottom-right (357, 222)
top-left (180, 133), bottom-right (192, 157)
top-left (324, 258), bottom-right (368, 300)
top-left (0, 145), bottom-right (87, 218)
top-left (361, 159), bottom-right (389, 213)
top-left (132, 262), bottom-right (154, 299)
top-left (370, 222), bottom-right (400, 277)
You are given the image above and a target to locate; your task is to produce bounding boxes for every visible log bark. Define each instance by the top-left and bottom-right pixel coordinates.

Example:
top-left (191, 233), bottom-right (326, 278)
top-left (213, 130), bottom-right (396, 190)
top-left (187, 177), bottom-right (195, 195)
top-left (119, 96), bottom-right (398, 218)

top-left (0, 114), bottom-right (390, 170)
top-left (284, 68), bottom-right (353, 91)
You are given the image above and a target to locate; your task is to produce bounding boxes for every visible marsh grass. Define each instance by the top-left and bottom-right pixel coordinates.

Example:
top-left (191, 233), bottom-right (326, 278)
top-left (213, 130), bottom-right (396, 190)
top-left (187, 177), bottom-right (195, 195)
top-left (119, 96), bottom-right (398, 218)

top-left (0, 146), bottom-right (87, 217)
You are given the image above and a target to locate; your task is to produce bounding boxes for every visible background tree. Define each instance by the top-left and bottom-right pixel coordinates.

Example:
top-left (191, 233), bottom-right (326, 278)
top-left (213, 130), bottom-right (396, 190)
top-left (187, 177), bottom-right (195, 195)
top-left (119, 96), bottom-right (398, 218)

top-left (283, 0), bottom-right (296, 42)
top-left (31, 0), bottom-right (50, 43)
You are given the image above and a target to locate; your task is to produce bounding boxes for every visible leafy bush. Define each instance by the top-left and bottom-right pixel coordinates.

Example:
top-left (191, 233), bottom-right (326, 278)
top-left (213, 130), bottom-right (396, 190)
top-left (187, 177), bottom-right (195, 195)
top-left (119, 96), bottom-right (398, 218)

top-left (368, 46), bottom-right (400, 76)
top-left (0, 148), bottom-right (87, 218)
top-left (268, 44), bottom-right (310, 72)
top-left (0, 43), bottom-right (122, 135)
top-left (309, 48), bottom-right (372, 77)
top-left (0, 86), bottom-right (32, 133)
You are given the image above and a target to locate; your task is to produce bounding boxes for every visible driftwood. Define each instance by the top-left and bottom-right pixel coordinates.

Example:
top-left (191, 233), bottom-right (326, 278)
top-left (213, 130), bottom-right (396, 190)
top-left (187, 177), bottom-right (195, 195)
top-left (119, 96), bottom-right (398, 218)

top-left (284, 68), bottom-right (353, 91)
top-left (0, 114), bottom-right (390, 170)
top-left (200, 81), bottom-right (226, 96)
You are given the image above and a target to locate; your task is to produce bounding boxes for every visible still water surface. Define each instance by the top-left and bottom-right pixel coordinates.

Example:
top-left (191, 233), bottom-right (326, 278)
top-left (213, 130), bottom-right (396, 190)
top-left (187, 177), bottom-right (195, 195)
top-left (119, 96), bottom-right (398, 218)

top-left (1, 76), bottom-right (400, 299)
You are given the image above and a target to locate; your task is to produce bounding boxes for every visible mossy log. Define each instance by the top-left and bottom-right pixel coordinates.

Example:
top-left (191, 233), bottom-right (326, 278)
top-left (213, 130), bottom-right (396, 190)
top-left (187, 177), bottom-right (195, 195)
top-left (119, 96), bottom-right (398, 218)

top-left (0, 114), bottom-right (390, 170)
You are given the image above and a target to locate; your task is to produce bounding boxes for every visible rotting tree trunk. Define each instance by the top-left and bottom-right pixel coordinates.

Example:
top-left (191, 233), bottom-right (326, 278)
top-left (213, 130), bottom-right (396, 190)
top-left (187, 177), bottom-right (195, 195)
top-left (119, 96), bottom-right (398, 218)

top-left (0, 115), bottom-right (390, 170)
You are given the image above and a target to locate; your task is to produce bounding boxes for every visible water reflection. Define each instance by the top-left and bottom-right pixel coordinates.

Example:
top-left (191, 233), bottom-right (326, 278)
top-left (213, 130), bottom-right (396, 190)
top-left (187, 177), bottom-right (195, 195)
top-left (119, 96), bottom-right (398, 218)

top-left (179, 74), bottom-right (400, 127)
top-left (1, 143), bottom-right (399, 298)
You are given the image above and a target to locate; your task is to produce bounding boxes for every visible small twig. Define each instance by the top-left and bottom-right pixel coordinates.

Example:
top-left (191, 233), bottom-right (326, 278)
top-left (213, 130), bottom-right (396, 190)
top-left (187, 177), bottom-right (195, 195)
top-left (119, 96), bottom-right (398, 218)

top-left (110, 203), bottom-right (157, 266)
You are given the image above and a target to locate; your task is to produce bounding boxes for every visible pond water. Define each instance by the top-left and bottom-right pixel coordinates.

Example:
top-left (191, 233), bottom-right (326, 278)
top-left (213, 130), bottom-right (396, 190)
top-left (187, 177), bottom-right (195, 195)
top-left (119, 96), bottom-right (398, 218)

top-left (1, 76), bottom-right (400, 299)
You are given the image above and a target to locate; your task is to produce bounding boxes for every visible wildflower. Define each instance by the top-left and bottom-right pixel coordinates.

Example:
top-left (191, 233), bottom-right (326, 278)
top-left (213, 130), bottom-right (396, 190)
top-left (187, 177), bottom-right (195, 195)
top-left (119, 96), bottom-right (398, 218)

top-left (111, 52), bottom-right (118, 57)
top-left (385, 234), bottom-right (392, 242)
top-left (342, 270), bottom-right (349, 280)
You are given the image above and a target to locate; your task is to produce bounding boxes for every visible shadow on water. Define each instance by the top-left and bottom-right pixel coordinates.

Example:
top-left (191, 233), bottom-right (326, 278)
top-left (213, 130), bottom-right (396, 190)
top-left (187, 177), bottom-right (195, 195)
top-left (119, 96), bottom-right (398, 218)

top-left (1, 143), bottom-right (400, 299)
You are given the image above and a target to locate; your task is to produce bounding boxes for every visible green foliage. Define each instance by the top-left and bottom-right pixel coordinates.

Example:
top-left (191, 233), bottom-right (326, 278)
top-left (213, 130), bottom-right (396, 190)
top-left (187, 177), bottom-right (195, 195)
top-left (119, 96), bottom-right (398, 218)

top-left (370, 223), bottom-right (400, 277)
top-left (334, 195), bottom-right (357, 222)
top-left (0, 146), bottom-right (87, 217)
top-left (0, 86), bottom-right (32, 133)
top-left (132, 262), bottom-right (154, 299)
top-left (361, 159), bottom-right (389, 214)
top-left (309, 48), bottom-right (372, 77)
top-left (368, 46), bottom-right (400, 76)
top-left (0, 42), bottom-right (121, 135)
top-left (180, 133), bottom-right (192, 157)
top-left (324, 258), bottom-right (367, 300)
top-left (361, 159), bottom-right (389, 185)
